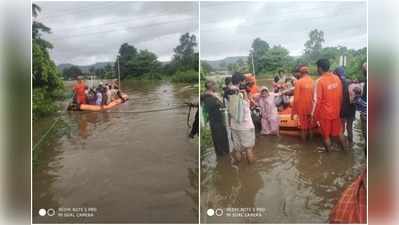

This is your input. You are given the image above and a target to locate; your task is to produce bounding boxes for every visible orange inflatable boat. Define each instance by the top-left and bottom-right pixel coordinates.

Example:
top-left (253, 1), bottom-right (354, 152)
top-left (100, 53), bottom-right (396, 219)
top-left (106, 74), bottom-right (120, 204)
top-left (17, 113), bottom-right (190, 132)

top-left (279, 107), bottom-right (299, 129)
top-left (74, 94), bottom-right (128, 111)
top-left (278, 106), bottom-right (320, 136)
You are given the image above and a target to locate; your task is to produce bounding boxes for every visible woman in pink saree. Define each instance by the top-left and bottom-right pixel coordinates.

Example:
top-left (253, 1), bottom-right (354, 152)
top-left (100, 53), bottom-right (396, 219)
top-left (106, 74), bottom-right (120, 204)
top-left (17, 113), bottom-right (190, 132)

top-left (256, 86), bottom-right (280, 135)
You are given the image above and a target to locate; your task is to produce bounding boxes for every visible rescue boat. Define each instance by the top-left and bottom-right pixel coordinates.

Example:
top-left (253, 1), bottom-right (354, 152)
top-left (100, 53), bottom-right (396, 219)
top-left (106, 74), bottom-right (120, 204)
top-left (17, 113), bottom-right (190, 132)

top-left (69, 94), bottom-right (128, 112)
top-left (278, 106), bottom-right (320, 136)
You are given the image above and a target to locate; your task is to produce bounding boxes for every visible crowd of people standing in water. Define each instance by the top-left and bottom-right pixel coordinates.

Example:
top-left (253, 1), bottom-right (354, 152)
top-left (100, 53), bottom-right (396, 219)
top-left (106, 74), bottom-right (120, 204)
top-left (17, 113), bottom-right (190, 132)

top-left (202, 58), bottom-right (367, 164)
top-left (202, 58), bottom-right (367, 223)
top-left (72, 77), bottom-right (126, 107)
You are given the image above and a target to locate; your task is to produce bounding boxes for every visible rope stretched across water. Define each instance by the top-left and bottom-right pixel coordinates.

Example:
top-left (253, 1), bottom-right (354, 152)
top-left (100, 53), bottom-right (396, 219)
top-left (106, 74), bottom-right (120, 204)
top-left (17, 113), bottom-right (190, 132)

top-left (32, 102), bottom-right (188, 151)
top-left (32, 94), bottom-right (75, 152)
top-left (104, 104), bottom-right (187, 114)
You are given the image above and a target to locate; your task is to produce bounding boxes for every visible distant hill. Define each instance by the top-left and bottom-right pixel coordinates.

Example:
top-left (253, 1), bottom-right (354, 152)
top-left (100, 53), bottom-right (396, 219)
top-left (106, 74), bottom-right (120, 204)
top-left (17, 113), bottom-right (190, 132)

top-left (203, 56), bottom-right (248, 71)
top-left (57, 62), bottom-right (113, 73)
top-left (58, 60), bottom-right (171, 73)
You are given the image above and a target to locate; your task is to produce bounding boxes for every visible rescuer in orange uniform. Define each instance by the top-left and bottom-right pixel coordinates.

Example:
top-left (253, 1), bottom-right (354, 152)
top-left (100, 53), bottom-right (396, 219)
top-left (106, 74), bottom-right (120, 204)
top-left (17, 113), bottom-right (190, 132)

top-left (312, 59), bottom-right (347, 151)
top-left (291, 65), bottom-right (314, 140)
top-left (73, 76), bottom-right (87, 105)
top-left (245, 73), bottom-right (259, 109)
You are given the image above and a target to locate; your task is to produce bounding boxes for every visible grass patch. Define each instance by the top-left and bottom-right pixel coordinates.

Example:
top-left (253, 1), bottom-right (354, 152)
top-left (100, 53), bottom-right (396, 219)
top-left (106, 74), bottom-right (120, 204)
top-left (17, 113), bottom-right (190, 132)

top-left (170, 70), bottom-right (198, 83)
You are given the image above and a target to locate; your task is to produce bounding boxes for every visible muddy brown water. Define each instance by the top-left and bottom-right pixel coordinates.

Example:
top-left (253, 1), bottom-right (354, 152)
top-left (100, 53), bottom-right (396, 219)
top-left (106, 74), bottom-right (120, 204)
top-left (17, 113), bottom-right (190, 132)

top-left (200, 78), bottom-right (366, 223)
top-left (33, 80), bottom-right (198, 223)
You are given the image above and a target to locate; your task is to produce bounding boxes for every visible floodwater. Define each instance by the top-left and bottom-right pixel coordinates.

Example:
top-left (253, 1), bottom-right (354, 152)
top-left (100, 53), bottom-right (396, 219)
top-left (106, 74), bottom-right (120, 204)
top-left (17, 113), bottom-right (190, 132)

top-left (200, 78), bottom-right (366, 223)
top-left (33, 80), bottom-right (198, 223)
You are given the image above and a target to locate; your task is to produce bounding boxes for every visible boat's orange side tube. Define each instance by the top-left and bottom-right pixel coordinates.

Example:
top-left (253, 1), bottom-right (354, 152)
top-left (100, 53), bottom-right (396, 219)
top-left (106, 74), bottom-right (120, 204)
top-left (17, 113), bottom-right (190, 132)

top-left (79, 94), bottom-right (128, 111)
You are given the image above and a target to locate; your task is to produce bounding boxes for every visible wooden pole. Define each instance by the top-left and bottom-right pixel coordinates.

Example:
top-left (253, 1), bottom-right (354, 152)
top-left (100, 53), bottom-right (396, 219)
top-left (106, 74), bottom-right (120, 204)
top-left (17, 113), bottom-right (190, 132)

top-left (251, 49), bottom-right (256, 76)
top-left (117, 56), bottom-right (121, 91)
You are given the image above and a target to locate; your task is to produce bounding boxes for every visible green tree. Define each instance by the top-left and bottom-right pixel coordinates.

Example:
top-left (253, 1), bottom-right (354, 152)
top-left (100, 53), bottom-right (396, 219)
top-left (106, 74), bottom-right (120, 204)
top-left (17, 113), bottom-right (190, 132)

top-left (115, 43), bottom-right (161, 79)
top-left (32, 3), bottom-right (64, 117)
top-left (304, 29), bottom-right (325, 63)
top-left (128, 49), bottom-right (161, 76)
top-left (249, 38), bottom-right (270, 74)
top-left (248, 38), bottom-right (293, 74)
top-left (117, 43), bottom-right (138, 79)
top-left (171, 33), bottom-right (198, 72)
top-left (263, 45), bottom-right (294, 72)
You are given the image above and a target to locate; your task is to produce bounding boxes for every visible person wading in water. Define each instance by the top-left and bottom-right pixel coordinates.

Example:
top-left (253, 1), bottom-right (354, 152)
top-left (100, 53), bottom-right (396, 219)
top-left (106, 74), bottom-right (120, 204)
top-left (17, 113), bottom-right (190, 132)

top-left (229, 72), bottom-right (256, 164)
top-left (201, 80), bottom-right (230, 158)
top-left (312, 59), bottom-right (347, 152)
top-left (291, 65), bottom-right (315, 140)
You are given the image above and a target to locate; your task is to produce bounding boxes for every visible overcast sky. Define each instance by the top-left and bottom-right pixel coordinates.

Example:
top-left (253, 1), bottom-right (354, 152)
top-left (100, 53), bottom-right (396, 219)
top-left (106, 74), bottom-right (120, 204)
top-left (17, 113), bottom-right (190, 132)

top-left (200, 1), bottom-right (367, 60)
top-left (35, 1), bottom-right (198, 65)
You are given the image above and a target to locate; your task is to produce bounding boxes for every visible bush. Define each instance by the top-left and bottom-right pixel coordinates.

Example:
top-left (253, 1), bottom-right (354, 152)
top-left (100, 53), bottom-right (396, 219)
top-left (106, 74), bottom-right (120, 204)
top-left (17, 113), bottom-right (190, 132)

top-left (32, 88), bottom-right (59, 118)
top-left (170, 70), bottom-right (198, 83)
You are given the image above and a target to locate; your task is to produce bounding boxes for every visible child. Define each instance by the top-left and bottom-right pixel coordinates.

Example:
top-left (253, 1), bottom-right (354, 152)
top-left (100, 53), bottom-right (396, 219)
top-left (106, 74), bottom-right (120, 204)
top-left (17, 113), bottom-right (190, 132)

top-left (256, 86), bottom-right (280, 135)
top-left (95, 85), bottom-right (103, 106)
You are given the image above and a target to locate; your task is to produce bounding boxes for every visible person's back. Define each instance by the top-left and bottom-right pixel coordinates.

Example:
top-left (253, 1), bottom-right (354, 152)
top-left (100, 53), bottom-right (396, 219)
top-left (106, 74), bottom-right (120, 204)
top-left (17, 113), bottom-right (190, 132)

top-left (73, 81), bottom-right (87, 104)
top-left (316, 72), bottom-right (343, 120)
top-left (293, 75), bottom-right (314, 115)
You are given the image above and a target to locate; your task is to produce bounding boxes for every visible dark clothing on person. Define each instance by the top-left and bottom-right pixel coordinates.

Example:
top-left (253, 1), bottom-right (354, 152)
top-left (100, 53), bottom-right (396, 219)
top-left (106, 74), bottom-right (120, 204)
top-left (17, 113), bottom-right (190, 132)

top-left (202, 93), bottom-right (230, 157)
top-left (340, 79), bottom-right (356, 119)
top-left (189, 109), bottom-right (199, 137)
top-left (334, 67), bottom-right (356, 119)
top-left (223, 86), bottom-right (238, 105)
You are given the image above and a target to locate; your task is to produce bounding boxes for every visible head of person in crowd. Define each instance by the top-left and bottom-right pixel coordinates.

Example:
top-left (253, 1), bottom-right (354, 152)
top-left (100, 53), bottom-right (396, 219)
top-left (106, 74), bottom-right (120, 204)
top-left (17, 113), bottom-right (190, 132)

top-left (296, 64), bottom-right (309, 79)
top-left (76, 76), bottom-right (83, 83)
top-left (260, 86), bottom-right (270, 97)
top-left (97, 82), bottom-right (104, 92)
top-left (316, 58), bottom-right (330, 75)
top-left (245, 73), bottom-right (256, 90)
top-left (292, 70), bottom-right (300, 80)
top-left (353, 86), bottom-right (362, 97)
top-left (232, 72), bottom-right (246, 89)
top-left (334, 66), bottom-right (346, 81)
top-left (205, 79), bottom-right (217, 93)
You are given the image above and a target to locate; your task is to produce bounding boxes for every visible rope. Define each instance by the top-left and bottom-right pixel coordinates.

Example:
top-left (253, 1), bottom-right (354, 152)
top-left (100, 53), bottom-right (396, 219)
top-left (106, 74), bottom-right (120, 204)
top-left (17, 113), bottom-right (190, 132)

top-left (104, 105), bottom-right (187, 114)
top-left (32, 117), bottom-right (62, 152)
top-left (33, 94), bottom-right (189, 151)
top-left (33, 93), bottom-right (75, 152)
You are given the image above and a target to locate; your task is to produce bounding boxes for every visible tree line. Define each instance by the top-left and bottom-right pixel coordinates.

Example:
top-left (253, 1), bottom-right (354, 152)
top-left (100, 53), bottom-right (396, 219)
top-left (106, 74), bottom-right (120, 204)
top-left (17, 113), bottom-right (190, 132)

top-left (33, 3), bottom-right (198, 117)
top-left (62, 33), bottom-right (198, 82)
top-left (32, 4), bottom-right (64, 117)
top-left (206, 29), bottom-right (366, 80)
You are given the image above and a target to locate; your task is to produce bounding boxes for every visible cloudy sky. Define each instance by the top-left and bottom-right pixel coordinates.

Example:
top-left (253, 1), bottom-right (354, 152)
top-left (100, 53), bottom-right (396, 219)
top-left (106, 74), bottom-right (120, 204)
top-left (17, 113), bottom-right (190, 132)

top-left (35, 1), bottom-right (198, 65)
top-left (200, 1), bottom-right (367, 60)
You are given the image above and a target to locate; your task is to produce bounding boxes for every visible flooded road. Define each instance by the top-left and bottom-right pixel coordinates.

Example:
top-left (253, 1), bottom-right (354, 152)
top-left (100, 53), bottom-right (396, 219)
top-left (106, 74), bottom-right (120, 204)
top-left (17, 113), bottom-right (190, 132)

top-left (200, 77), bottom-right (366, 223)
top-left (33, 80), bottom-right (198, 223)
